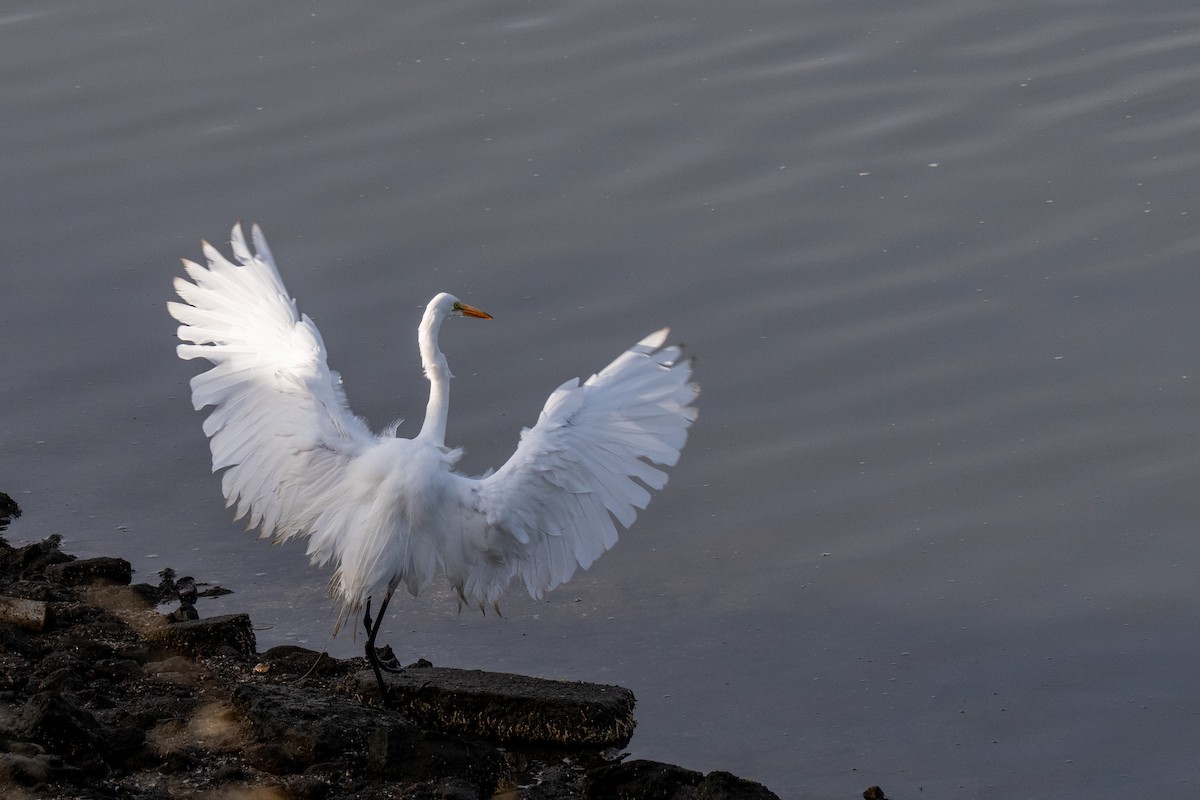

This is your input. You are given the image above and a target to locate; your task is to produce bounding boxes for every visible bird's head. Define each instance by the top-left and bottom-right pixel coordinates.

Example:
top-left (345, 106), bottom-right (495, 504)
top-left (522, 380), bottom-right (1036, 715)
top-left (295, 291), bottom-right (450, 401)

top-left (429, 292), bottom-right (493, 322)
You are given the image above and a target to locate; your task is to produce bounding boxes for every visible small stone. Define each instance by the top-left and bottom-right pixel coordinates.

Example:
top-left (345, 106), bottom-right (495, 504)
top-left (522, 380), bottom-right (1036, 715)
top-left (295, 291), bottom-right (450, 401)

top-left (165, 601), bottom-right (199, 622)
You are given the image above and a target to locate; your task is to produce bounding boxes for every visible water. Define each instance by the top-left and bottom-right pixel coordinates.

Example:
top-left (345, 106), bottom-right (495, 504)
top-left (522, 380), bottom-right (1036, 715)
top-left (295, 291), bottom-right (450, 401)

top-left (4, 2), bottom-right (1200, 796)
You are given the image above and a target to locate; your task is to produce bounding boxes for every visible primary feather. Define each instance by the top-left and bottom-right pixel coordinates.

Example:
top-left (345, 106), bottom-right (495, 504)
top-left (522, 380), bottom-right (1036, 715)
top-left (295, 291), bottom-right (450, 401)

top-left (170, 223), bottom-right (698, 630)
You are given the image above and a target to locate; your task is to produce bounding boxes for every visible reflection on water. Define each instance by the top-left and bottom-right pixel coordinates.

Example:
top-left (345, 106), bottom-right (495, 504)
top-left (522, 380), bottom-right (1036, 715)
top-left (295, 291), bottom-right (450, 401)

top-left (4, 2), bottom-right (1200, 797)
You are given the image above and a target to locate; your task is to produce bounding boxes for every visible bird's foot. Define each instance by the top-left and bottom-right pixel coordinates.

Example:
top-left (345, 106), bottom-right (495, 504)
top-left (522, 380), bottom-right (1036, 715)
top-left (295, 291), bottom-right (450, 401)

top-left (373, 644), bottom-right (404, 673)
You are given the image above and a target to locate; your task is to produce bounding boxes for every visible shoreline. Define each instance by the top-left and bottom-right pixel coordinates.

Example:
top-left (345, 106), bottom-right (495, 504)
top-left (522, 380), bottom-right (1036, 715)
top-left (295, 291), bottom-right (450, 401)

top-left (0, 496), bottom-right (782, 799)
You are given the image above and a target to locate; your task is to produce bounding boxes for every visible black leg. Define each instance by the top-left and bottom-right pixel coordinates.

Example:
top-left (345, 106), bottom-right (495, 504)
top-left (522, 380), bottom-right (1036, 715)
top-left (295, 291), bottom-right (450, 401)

top-left (363, 591), bottom-right (395, 707)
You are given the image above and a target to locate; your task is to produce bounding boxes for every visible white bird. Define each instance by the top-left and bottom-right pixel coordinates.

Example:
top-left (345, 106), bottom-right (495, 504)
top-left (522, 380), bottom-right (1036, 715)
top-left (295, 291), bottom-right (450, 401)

top-left (168, 223), bottom-right (698, 702)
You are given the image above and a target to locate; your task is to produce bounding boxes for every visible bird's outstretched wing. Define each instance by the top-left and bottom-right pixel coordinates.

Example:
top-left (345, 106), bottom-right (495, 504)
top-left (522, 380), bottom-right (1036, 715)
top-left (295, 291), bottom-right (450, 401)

top-left (456, 330), bottom-right (698, 607)
top-left (168, 223), bottom-right (375, 543)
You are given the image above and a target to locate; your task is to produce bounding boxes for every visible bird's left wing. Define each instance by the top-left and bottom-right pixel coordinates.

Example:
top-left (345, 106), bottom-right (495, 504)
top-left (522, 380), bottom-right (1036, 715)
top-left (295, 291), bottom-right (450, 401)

top-left (168, 223), bottom-right (376, 542)
top-left (458, 330), bottom-right (698, 607)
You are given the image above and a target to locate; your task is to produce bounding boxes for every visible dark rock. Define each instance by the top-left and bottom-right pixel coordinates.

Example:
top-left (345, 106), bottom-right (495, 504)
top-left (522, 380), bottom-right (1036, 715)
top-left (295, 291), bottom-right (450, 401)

top-left (257, 645), bottom-right (352, 679)
top-left (234, 682), bottom-right (418, 770)
top-left (44, 556), bottom-right (132, 587)
top-left (245, 741), bottom-right (303, 775)
top-left (0, 620), bottom-right (39, 656)
top-left (0, 749), bottom-right (63, 787)
top-left (2, 578), bottom-right (74, 603)
top-left (863, 787), bottom-right (888, 800)
top-left (11, 691), bottom-right (113, 771)
top-left (130, 568), bottom-right (233, 607)
top-left (0, 491), bottom-right (20, 531)
top-left (148, 612), bottom-right (256, 660)
top-left (695, 770), bottom-right (782, 799)
top-left (586, 761), bottom-right (783, 800)
top-left (366, 723), bottom-right (503, 789)
top-left (587, 758), bottom-right (703, 799)
top-left (234, 682), bottom-right (503, 793)
top-left (518, 760), bottom-right (589, 799)
top-left (283, 774), bottom-right (333, 800)
top-left (0, 535), bottom-right (72, 582)
top-left (107, 725), bottom-right (148, 764)
top-left (165, 601), bottom-right (200, 621)
top-left (211, 761), bottom-right (247, 783)
top-left (176, 576), bottom-right (198, 603)
top-left (0, 655), bottom-right (30, 694)
top-left (160, 748), bottom-right (203, 773)
top-left (94, 657), bottom-right (144, 681)
top-left (343, 666), bottom-right (636, 748)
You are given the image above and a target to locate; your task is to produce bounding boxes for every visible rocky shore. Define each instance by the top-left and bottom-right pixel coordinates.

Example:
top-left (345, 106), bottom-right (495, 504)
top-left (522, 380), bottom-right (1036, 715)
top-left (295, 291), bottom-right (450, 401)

top-left (0, 495), bottom-right (783, 799)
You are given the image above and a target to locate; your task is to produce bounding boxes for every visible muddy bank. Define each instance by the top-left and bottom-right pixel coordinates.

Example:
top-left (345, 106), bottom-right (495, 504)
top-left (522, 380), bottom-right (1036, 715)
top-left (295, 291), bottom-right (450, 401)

top-left (0, 497), bottom-right (781, 800)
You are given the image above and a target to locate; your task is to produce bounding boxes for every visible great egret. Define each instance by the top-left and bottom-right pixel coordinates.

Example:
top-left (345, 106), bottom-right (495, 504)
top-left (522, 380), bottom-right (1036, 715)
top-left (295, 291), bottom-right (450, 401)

top-left (168, 223), bottom-right (698, 702)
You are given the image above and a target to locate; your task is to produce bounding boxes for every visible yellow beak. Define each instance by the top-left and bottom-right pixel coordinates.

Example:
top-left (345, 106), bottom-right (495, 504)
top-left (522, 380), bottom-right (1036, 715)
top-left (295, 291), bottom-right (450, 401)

top-left (457, 302), bottom-right (493, 320)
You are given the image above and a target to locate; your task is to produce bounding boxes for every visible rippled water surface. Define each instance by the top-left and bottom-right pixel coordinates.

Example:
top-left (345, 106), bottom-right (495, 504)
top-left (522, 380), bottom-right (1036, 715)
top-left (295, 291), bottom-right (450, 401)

top-left (5, 2), bottom-right (1200, 797)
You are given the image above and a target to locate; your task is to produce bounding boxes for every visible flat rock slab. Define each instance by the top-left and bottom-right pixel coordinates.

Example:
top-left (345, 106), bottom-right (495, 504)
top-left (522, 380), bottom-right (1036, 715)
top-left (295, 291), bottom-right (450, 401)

top-left (345, 666), bottom-right (636, 749)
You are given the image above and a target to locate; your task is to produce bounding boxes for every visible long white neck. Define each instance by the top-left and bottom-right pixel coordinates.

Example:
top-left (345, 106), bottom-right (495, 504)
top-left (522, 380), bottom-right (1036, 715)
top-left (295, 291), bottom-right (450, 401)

top-left (417, 303), bottom-right (452, 446)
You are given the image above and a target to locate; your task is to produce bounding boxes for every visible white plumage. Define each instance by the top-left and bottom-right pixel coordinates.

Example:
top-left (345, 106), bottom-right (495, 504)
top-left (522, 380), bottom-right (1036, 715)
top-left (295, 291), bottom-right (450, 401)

top-left (168, 224), bottom-right (697, 693)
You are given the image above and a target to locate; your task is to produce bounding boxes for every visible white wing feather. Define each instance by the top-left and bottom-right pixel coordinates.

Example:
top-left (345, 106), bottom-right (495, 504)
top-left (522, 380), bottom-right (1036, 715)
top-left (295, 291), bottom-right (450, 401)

top-left (171, 223), bottom-right (698, 624)
top-left (168, 223), bottom-right (374, 548)
top-left (450, 331), bottom-right (699, 608)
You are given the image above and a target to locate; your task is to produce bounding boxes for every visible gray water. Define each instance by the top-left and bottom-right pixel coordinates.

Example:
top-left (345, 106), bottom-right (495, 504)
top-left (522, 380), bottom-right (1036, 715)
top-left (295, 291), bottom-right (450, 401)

top-left (4, 2), bottom-right (1200, 797)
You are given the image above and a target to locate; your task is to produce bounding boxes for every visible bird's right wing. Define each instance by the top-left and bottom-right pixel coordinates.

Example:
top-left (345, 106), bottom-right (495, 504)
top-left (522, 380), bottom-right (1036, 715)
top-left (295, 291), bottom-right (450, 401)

top-left (464, 330), bottom-right (698, 607)
top-left (168, 223), bottom-right (376, 544)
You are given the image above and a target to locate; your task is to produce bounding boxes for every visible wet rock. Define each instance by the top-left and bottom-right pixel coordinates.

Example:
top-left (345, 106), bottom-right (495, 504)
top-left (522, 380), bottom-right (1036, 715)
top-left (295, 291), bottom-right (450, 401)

top-left (587, 759), bottom-right (703, 799)
top-left (693, 770), bottom-right (782, 799)
top-left (344, 665), bottom-right (636, 748)
top-left (586, 760), bottom-right (781, 800)
top-left (0, 535), bottom-right (72, 582)
top-left (164, 601), bottom-right (199, 622)
top-left (0, 492), bottom-right (20, 531)
top-left (44, 556), bottom-right (132, 587)
top-left (147, 612), bottom-right (256, 660)
top-left (130, 568), bottom-right (231, 610)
